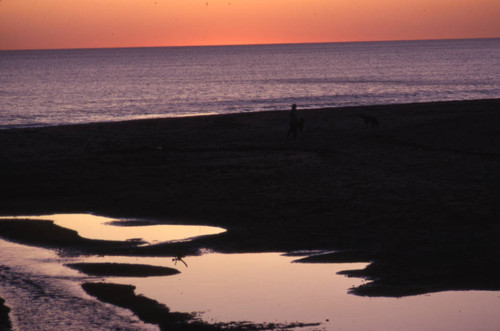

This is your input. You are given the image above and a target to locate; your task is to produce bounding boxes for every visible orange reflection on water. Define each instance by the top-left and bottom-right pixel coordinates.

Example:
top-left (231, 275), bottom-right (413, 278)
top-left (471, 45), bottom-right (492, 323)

top-left (83, 253), bottom-right (500, 330)
top-left (0, 214), bottom-right (226, 244)
top-left (0, 214), bottom-right (499, 330)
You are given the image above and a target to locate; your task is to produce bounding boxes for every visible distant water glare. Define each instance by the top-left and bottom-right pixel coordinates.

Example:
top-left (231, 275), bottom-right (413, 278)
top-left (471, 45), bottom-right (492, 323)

top-left (1, 39), bottom-right (499, 128)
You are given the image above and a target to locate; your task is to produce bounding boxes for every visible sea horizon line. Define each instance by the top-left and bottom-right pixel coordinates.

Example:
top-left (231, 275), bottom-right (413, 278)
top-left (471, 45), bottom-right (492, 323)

top-left (1, 37), bottom-right (499, 53)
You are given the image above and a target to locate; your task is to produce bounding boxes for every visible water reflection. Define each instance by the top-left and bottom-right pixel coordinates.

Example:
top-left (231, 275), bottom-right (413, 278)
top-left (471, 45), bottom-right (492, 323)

top-left (1, 215), bottom-right (499, 330)
top-left (83, 253), bottom-right (500, 330)
top-left (0, 214), bottom-right (226, 244)
top-left (0, 238), bottom-right (157, 331)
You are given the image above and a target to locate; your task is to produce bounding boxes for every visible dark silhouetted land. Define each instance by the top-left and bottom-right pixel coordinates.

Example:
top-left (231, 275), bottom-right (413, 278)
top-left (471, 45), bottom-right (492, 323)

top-left (66, 263), bottom-right (180, 277)
top-left (1, 99), bottom-right (500, 327)
top-left (0, 297), bottom-right (10, 331)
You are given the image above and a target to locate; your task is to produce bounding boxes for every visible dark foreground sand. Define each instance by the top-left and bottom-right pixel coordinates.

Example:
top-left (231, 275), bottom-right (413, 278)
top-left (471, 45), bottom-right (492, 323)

top-left (0, 297), bottom-right (9, 330)
top-left (1, 99), bottom-right (500, 327)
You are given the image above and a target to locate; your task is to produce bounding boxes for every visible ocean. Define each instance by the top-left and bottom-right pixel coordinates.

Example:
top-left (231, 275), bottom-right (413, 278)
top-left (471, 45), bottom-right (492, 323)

top-left (1, 38), bottom-right (499, 129)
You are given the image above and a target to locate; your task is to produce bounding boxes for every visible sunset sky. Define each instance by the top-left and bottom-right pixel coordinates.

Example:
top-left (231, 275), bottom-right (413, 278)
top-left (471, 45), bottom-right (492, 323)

top-left (1, 0), bottom-right (499, 50)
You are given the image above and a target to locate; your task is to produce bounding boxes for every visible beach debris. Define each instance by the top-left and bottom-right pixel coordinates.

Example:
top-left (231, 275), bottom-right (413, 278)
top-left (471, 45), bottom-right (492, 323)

top-left (172, 254), bottom-right (188, 267)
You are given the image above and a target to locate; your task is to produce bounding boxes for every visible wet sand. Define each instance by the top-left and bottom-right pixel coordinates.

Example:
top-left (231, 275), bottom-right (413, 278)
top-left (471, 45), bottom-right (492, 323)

top-left (81, 282), bottom-right (318, 330)
top-left (1, 99), bottom-right (500, 326)
top-left (80, 283), bottom-right (203, 330)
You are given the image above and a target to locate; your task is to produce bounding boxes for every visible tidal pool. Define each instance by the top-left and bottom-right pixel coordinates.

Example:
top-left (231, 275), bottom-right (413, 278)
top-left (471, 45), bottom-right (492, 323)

top-left (0, 213), bottom-right (226, 244)
top-left (0, 238), bottom-right (158, 331)
top-left (84, 253), bottom-right (500, 330)
top-left (0, 214), bottom-right (499, 330)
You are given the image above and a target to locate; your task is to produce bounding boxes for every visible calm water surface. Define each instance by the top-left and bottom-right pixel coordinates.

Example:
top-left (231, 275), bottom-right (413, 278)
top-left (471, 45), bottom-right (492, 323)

top-left (1, 39), bottom-right (499, 128)
top-left (0, 238), bottom-right (158, 331)
top-left (0, 214), bottom-right (499, 330)
top-left (91, 254), bottom-right (500, 331)
top-left (0, 214), bottom-right (226, 244)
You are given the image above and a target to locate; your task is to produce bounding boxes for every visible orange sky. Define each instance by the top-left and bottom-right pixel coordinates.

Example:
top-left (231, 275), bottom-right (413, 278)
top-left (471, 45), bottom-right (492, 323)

top-left (0, 0), bottom-right (499, 50)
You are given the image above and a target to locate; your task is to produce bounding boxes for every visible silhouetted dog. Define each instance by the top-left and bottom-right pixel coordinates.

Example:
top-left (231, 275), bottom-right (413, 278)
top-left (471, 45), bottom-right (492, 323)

top-left (359, 114), bottom-right (379, 128)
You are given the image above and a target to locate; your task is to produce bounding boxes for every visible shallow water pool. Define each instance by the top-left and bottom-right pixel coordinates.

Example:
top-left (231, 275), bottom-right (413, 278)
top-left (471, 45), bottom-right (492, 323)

top-left (85, 253), bottom-right (500, 330)
top-left (0, 238), bottom-right (158, 331)
top-left (0, 213), bottom-right (226, 244)
top-left (1, 214), bottom-right (499, 330)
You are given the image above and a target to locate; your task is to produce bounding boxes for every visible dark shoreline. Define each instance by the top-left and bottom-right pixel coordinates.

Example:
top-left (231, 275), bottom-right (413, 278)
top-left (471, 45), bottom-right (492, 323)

top-left (1, 97), bottom-right (496, 133)
top-left (0, 297), bottom-right (10, 331)
top-left (1, 99), bottom-right (500, 327)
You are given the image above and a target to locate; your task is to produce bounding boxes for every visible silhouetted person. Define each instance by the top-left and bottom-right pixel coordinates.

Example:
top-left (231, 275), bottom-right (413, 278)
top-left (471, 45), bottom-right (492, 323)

top-left (287, 104), bottom-right (301, 138)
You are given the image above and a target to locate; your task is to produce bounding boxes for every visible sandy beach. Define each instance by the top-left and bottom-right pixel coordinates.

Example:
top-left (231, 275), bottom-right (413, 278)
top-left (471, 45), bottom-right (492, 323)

top-left (1, 99), bottom-right (500, 328)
